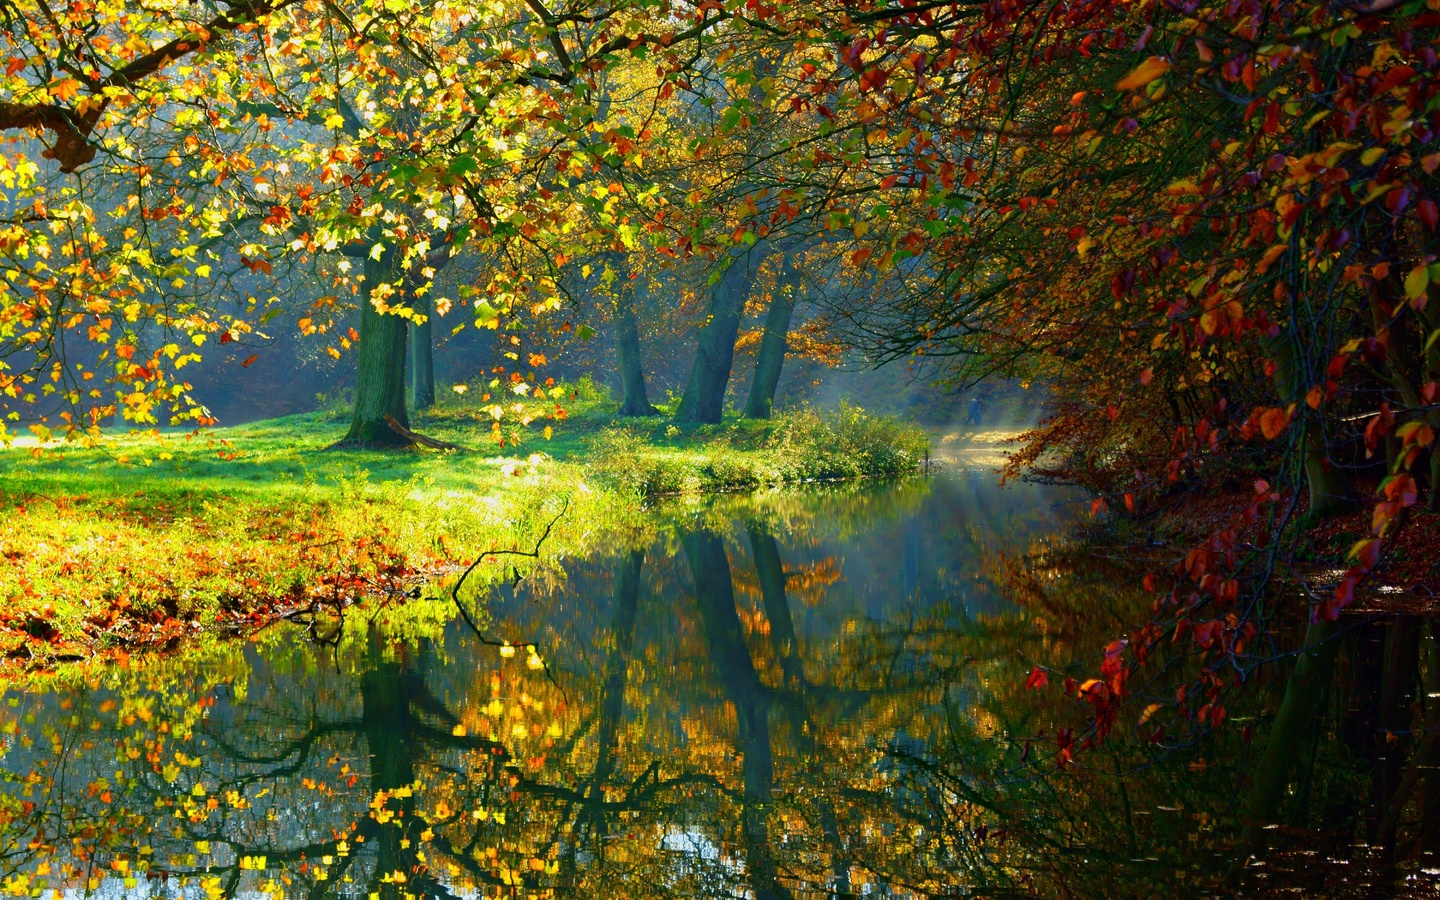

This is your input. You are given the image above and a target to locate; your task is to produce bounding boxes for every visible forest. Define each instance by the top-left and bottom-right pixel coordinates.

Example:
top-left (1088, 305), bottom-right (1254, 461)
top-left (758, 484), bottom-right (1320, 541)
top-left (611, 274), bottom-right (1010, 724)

top-left (0, 0), bottom-right (1438, 896)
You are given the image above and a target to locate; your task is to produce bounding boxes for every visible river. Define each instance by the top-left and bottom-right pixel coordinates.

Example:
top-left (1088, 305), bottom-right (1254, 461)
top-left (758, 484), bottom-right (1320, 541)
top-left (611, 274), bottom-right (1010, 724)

top-left (0, 466), bottom-right (1435, 897)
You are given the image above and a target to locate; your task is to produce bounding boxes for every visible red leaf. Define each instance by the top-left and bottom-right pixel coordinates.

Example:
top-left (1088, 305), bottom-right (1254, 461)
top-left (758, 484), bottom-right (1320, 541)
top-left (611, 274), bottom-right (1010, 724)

top-left (241, 354), bottom-right (259, 368)
top-left (1025, 666), bottom-right (1048, 690)
top-left (1349, 538), bottom-right (1382, 571)
top-left (1192, 619), bottom-right (1223, 649)
top-left (1419, 199), bottom-right (1439, 231)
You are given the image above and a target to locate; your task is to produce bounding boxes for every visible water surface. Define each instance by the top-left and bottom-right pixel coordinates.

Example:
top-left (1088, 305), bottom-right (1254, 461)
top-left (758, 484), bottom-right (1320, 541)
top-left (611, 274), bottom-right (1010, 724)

top-left (3, 469), bottom-right (1433, 897)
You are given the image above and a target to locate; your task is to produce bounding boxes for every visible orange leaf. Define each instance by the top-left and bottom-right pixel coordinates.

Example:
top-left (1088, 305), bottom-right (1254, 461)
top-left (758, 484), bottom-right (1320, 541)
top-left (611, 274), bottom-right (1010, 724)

top-left (1259, 407), bottom-right (1288, 440)
top-left (48, 78), bottom-right (81, 101)
top-left (1116, 57), bottom-right (1170, 91)
top-left (241, 354), bottom-right (258, 368)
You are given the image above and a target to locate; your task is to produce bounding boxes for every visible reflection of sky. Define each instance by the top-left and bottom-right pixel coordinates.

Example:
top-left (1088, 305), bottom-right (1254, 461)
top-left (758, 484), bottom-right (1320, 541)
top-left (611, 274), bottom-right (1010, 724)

top-left (495, 467), bottom-right (1078, 650)
top-left (770, 469), bottom-right (1078, 625)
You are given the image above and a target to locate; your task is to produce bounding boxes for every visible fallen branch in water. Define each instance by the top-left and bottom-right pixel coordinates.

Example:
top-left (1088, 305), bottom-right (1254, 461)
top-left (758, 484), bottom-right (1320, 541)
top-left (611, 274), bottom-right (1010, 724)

top-left (449, 500), bottom-right (569, 697)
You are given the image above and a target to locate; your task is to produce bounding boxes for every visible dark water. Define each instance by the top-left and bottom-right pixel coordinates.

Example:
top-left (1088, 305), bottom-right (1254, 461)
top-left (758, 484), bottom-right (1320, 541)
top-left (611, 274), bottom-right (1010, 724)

top-left (1, 470), bottom-right (1437, 898)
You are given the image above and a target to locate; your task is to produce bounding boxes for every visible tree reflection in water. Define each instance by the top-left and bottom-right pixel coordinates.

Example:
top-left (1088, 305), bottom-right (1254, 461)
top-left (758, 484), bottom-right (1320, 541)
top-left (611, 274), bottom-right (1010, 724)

top-left (1, 474), bottom-right (1435, 897)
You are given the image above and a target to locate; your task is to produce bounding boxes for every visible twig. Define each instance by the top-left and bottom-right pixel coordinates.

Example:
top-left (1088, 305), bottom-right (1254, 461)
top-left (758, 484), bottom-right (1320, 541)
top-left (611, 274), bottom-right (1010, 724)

top-left (449, 500), bottom-right (570, 698)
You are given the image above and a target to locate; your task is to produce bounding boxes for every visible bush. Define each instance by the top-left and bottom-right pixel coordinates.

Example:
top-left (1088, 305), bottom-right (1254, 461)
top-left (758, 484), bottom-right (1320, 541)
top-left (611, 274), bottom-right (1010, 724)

top-left (584, 403), bottom-right (928, 497)
top-left (765, 403), bottom-right (930, 480)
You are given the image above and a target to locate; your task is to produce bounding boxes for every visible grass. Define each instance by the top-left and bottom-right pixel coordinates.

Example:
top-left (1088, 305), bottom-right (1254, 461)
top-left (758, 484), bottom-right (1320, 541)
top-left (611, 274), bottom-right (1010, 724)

top-left (0, 382), bottom-right (928, 665)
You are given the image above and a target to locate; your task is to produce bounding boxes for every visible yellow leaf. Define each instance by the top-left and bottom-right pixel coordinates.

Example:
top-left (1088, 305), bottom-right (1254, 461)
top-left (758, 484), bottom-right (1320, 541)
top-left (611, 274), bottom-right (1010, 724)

top-left (1360, 146), bottom-right (1386, 166)
top-left (1405, 264), bottom-right (1429, 299)
top-left (1116, 57), bottom-right (1170, 91)
top-left (1256, 243), bottom-right (1287, 274)
top-left (1362, 183), bottom-right (1394, 205)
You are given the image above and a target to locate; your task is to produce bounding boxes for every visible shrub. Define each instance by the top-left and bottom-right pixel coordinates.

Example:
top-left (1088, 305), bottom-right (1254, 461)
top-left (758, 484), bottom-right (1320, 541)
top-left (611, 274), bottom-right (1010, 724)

top-left (584, 403), bottom-right (929, 497)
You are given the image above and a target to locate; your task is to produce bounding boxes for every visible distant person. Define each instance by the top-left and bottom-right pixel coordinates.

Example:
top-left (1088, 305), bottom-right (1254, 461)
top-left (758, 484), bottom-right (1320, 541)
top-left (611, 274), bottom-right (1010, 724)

top-left (966, 395), bottom-right (984, 426)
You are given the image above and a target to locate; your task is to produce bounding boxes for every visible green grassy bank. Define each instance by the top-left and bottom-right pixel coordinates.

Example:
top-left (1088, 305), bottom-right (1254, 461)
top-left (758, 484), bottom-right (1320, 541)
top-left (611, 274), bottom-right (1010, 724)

top-left (0, 384), bottom-right (927, 667)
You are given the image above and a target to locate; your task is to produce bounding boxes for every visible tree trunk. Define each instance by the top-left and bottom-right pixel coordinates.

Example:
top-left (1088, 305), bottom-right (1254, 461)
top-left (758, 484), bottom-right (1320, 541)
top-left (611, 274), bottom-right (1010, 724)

top-left (342, 253), bottom-right (411, 448)
top-left (594, 548), bottom-right (642, 789)
top-left (1431, 448), bottom-right (1440, 513)
top-left (360, 636), bottom-right (420, 900)
top-left (1369, 617), bottom-right (1421, 840)
top-left (683, 529), bottom-right (791, 900)
top-left (578, 548), bottom-right (643, 844)
top-left (743, 283), bottom-right (795, 419)
top-left (676, 250), bottom-right (761, 425)
top-left (748, 524), bottom-right (803, 687)
top-left (1268, 332), bottom-right (1356, 519)
top-left (1242, 618), bottom-right (1341, 844)
top-left (409, 292), bottom-right (435, 412)
top-left (615, 288), bottom-right (654, 416)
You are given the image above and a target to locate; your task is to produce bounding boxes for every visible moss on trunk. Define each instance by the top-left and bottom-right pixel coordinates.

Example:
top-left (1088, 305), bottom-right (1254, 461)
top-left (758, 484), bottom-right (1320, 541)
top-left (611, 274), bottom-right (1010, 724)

top-left (409, 292), bottom-right (435, 412)
top-left (342, 253), bottom-right (411, 448)
top-left (676, 250), bottom-right (762, 425)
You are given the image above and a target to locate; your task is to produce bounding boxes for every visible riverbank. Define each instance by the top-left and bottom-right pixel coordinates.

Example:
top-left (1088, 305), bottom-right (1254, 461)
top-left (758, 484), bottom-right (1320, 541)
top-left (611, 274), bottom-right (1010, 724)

top-left (0, 391), bottom-right (928, 668)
